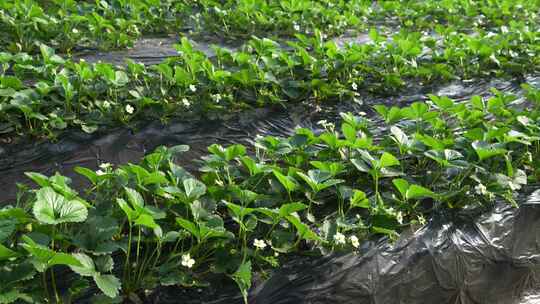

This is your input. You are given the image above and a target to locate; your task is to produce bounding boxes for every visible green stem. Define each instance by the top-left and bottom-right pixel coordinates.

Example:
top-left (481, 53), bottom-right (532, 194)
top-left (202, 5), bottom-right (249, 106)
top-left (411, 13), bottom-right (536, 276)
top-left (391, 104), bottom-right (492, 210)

top-left (42, 273), bottom-right (51, 303)
top-left (51, 269), bottom-right (60, 304)
top-left (136, 242), bottom-right (153, 285)
top-left (124, 224), bottom-right (133, 287)
top-left (374, 173), bottom-right (380, 207)
top-left (50, 227), bottom-right (60, 303)
top-left (135, 227), bottom-right (142, 275)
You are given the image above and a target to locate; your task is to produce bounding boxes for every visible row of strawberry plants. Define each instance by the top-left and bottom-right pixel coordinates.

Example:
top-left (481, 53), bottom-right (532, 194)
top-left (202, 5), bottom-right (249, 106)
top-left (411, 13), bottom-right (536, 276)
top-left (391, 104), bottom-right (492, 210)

top-left (0, 0), bottom-right (191, 53)
top-left (1, 21), bottom-right (539, 138)
top-left (4, 0), bottom-right (538, 54)
top-left (1, 90), bottom-right (539, 302)
top-left (191, 0), bottom-right (540, 41)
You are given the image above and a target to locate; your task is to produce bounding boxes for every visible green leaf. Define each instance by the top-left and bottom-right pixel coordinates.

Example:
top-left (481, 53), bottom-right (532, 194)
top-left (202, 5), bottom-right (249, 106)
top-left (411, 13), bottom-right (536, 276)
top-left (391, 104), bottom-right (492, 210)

top-left (279, 203), bottom-right (307, 217)
top-left (351, 158), bottom-right (370, 173)
top-left (124, 187), bottom-right (144, 210)
top-left (69, 253), bottom-right (97, 277)
top-left (94, 274), bottom-right (121, 298)
top-left (406, 185), bottom-right (435, 200)
top-left (0, 244), bottom-right (17, 261)
top-left (374, 105), bottom-right (402, 123)
top-left (190, 200), bottom-right (215, 221)
top-left (224, 202), bottom-right (255, 225)
top-left (392, 125), bottom-right (409, 142)
top-left (116, 198), bottom-right (135, 223)
top-left (0, 218), bottom-right (16, 243)
top-left (95, 255), bottom-right (114, 273)
top-left (33, 187), bottom-right (88, 225)
top-left (24, 172), bottom-right (50, 187)
top-left (296, 170), bottom-right (333, 192)
top-left (0, 289), bottom-right (30, 304)
top-left (183, 178), bottom-right (206, 200)
top-left (428, 94), bottom-right (454, 109)
top-left (379, 152), bottom-right (400, 168)
top-left (113, 71), bottom-right (129, 87)
top-left (169, 145), bottom-right (190, 155)
top-left (48, 253), bottom-right (83, 268)
top-left (472, 141), bottom-right (507, 161)
top-left (272, 170), bottom-right (298, 193)
top-left (225, 145), bottom-right (246, 161)
top-left (350, 190), bottom-right (369, 209)
top-left (392, 179), bottom-right (409, 200)
top-left (341, 123), bottom-right (356, 142)
top-left (72, 216), bottom-right (120, 255)
top-left (176, 218), bottom-right (200, 240)
top-left (285, 215), bottom-right (320, 241)
top-left (232, 261), bottom-right (252, 304)
top-left (22, 235), bottom-right (83, 272)
top-left (134, 214), bottom-right (158, 229)
top-left (372, 226), bottom-right (399, 240)
top-left (74, 167), bottom-right (99, 184)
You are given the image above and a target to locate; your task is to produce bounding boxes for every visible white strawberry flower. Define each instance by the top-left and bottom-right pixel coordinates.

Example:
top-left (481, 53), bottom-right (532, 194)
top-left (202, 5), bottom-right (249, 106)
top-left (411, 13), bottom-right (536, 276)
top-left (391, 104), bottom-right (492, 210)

top-left (181, 253), bottom-right (195, 268)
top-left (99, 163), bottom-right (111, 170)
top-left (334, 232), bottom-right (346, 245)
top-left (125, 104), bottom-right (134, 114)
top-left (253, 239), bottom-right (267, 250)
top-left (349, 235), bottom-right (360, 248)
top-left (212, 94), bottom-right (222, 103)
top-left (474, 183), bottom-right (488, 195)
top-left (182, 98), bottom-right (191, 107)
top-left (189, 84), bottom-right (197, 92)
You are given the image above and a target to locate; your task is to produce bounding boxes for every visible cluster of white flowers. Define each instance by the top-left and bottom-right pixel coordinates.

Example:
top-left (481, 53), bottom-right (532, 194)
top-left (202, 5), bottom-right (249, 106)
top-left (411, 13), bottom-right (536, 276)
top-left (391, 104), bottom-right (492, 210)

top-left (212, 94), bottom-right (222, 103)
top-left (181, 253), bottom-right (195, 268)
top-left (474, 183), bottom-right (488, 195)
top-left (125, 104), bottom-right (134, 114)
top-left (293, 22), bottom-right (300, 31)
top-left (333, 232), bottom-right (346, 245)
top-left (253, 239), bottom-right (267, 250)
top-left (316, 119), bottom-right (335, 131)
top-left (418, 215), bottom-right (426, 226)
top-left (96, 162), bottom-right (112, 176)
top-left (349, 235), bottom-right (360, 248)
top-left (334, 233), bottom-right (361, 248)
top-left (102, 101), bottom-right (111, 108)
top-left (396, 211), bottom-right (403, 225)
top-left (182, 98), bottom-right (191, 107)
top-left (189, 84), bottom-right (197, 92)
top-left (351, 82), bottom-right (358, 91)
top-left (99, 163), bottom-right (112, 170)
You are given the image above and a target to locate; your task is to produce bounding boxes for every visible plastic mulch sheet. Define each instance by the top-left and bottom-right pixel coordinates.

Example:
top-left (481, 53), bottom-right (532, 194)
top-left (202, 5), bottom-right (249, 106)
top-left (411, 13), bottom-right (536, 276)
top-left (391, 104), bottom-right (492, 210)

top-left (250, 189), bottom-right (540, 304)
top-left (148, 189), bottom-right (540, 304)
